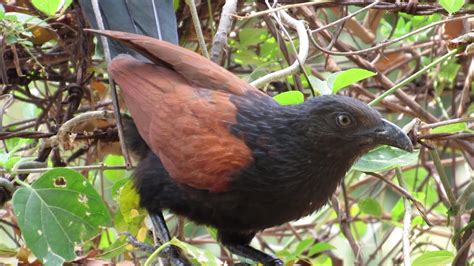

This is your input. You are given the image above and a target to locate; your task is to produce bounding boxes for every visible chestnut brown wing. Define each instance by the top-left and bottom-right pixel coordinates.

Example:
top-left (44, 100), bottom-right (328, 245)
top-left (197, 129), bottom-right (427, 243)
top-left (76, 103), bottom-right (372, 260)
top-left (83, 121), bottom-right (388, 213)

top-left (110, 55), bottom-right (253, 192)
top-left (87, 29), bottom-right (266, 97)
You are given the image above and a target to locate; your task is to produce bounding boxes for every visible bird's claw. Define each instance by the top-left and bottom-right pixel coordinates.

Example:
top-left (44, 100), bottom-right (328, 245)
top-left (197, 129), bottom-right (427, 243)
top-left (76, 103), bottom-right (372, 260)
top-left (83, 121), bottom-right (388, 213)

top-left (122, 232), bottom-right (191, 266)
top-left (122, 231), bottom-right (156, 253)
top-left (263, 258), bottom-right (284, 266)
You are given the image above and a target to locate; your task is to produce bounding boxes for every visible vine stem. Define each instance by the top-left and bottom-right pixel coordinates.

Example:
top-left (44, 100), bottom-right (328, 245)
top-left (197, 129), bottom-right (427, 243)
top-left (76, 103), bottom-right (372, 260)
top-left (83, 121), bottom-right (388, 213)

top-left (369, 47), bottom-right (460, 106)
top-left (429, 149), bottom-right (458, 212)
top-left (144, 241), bottom-right (172, 266)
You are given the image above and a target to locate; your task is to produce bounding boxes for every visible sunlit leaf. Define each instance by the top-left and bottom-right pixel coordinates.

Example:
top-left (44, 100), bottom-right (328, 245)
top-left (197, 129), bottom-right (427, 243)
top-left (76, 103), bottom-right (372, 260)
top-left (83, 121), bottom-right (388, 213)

top-left (114, 180), bottom-right (146, 236)
top-left (307, 242), bottom-right (335, 257)
top-left (0, 4), bottom-right (5, 19)
top-left (98, 228), bottom-right (118, 249)
top-left (391, 198), bottom-right (404, 221)
top-left (431, 122), bottom-right (468, 134)
top-left (273, 91), bottom-right (304, 106)
top-left (31, 0), bottom-right (71, 16)
top-left (103, 155), bottom-right (127, 182)
top-left (331, 68), bottom-right (377, 93)
top-left (439, 0), bottom-right (464, 14)
top-left (412, 250), bottom-right (454, 266)
top-left (308, 75), bottom-right (332, 95)
top-left (5, 12), bottom-right (48, 27)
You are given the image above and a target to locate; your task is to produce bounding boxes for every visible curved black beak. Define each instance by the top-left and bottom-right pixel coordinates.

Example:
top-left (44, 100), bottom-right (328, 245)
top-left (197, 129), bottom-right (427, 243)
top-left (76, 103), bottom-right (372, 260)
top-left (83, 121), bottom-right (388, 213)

top-left (374, 119), bottom-right (414, 152)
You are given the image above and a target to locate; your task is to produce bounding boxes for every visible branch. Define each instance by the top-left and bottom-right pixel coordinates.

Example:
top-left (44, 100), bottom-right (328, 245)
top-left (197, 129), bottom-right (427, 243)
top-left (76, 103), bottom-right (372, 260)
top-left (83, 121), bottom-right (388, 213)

top-left (210, 0), bottom-right (238, 63)
top-left (331, 195), bottom-right (363, 265)
top-left (250, 10), bottom-right (308, 88)
top-left (55, 110), bottom-right (115, 146)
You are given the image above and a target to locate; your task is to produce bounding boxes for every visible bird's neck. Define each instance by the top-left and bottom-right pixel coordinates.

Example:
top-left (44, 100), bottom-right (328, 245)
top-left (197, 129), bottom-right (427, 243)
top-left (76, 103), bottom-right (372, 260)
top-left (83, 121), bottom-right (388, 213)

top-left (230, 102), bottom-right (360, 199)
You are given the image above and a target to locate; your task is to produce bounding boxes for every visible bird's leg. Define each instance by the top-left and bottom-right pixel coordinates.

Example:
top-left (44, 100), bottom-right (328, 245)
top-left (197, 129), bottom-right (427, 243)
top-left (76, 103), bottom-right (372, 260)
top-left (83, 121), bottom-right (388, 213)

top-left (219, 230), bottom-right (284, 266)
top-left (149, 212), bottom-right (191, 266)
top-left (226, 244), bottom-right (284, 266)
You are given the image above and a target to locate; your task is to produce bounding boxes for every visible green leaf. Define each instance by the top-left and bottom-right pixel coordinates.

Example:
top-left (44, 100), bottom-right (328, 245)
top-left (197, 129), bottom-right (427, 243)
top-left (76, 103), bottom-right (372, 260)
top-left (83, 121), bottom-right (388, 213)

top-left (31, 0), bottom-right (69, 16)
top-left (238, 28), bottom-right (268, 47)
top-left (233, 49), bottom-right (264, 65)
top-left (293, 238), bottom-right (314, 257)
top-left (331, 68), bottom-right (377, 93)
top-left (358, 198), bottom-right (383, 217)
top-left (207, 227), bottom-right (218, 240)
top-left (310, 254), bottom-right (332, 266)
top-left (169, 238), bottom-right (222, 266)
top-left (116, 180), bottom-right (146, 235)
top-left (439, 0), bottom-right (464, 14)
top-left (308, 75), bottom-right (332, 95)
top-left (307, 242), bottom-right (335, 257)
top-left (103, 155), bottom-right (126, 182)
top-left (118, 180), bottom-right (146, 224)
top-left (4, 12), bottom-right (48, 27)
top-left (98, 228), bottom-right (118, 249)
top-left (350, 221), bottom-right (367, 240)
top-left (412, 250), bottom-right (454, 266)
top-left (353, 146), bottom-right (419, 172)
top-left (273, 91), bottom-right (304, 106)
top-left (0, 4), bottom-right (5, 19)
top-left (12, 168), bottom-right (111, 264)
top-left (431, 122), bottom-right (468, 134)
top-left (391, 198), bottom-right (404, 221)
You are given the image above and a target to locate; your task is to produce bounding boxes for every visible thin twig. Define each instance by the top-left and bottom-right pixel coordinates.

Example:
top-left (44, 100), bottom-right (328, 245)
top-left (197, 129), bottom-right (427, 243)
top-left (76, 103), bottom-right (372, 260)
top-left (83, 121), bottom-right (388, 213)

top-left (312, 0), bottom-right (380, 34)
top-left (428, 149), bottom-right (458, 213)
top-left (250, 10), bottom-right (308, 88)
top-left (310, 14), bottom-right (474, 56)
top-left (369, 48), bottom-right (460, 106)
top-left (366, 172), bottom-right (432, 226)
top-left (186, 0), bottom-right (210, 59)
top-left (233, 0), bottom-right (334, 20)
top-left (421, 117), bottom-right (474, 130)
top-left (395, 168), bottom-right (412, 266)
top-left (331, 195), bottom-right (363, 265)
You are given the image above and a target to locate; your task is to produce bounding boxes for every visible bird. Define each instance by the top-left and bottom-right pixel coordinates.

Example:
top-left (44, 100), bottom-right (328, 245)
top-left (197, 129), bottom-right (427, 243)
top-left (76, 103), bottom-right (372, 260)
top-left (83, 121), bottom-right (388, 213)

top-left (87, 29), bottom-right (413, 266)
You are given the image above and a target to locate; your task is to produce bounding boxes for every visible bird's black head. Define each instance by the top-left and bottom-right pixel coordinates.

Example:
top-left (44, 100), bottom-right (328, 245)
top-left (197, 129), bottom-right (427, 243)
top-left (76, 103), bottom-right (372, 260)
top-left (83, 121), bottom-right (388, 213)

top-left (302, 95), bottom-right (413, 155)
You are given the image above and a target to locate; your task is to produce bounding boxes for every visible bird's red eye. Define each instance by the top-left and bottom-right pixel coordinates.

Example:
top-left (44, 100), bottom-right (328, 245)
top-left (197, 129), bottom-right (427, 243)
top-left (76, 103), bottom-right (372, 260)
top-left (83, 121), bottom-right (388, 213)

top-left (336, 114), bottom-right (352, 127)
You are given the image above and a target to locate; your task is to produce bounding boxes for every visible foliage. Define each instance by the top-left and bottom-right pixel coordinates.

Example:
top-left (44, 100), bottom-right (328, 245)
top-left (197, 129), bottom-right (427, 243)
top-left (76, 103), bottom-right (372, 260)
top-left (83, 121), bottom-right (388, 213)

top-left (0, 1), bottom-right (472, 265)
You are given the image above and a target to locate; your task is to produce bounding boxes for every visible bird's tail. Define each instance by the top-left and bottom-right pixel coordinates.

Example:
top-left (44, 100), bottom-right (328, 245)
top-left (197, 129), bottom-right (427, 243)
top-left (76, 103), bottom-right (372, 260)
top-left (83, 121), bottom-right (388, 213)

top-left (121, 115), bottom-right (150, 160)
top-left (79, 0), bottom-right (179, 159)
top-left (79, 0), bottom-right (179, 55)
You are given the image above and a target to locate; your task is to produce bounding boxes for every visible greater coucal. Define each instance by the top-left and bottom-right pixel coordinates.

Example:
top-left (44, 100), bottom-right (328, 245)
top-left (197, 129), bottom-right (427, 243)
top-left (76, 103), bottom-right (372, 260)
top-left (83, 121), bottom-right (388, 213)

top-left (88, 29), bottom-right (413, 265)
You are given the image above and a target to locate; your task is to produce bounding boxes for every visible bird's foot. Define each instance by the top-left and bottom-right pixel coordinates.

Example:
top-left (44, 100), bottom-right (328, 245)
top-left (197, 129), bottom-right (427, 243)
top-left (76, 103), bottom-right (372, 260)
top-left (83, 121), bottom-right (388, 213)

top-left (235, 259), bottom-right (283, 266)
top-left (123, 231), bottom-right (156, 253)
top-left (263, 258), bottom-right (284, 266)
top-left (122, 232), bottom-right (191, 266)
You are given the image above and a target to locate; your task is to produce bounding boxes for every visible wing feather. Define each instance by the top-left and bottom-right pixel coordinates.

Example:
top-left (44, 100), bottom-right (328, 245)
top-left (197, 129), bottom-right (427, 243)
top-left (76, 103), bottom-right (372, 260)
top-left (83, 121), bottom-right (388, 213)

top-left (87, 29), bottom-right (268, 97)
top-left (110, 56), bottom-right (253, 192)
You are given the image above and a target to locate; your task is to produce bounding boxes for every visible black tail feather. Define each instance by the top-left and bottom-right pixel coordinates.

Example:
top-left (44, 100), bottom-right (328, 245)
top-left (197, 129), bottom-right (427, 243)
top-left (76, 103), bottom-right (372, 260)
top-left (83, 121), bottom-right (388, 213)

top-left (79, 0), bottom-right (179, 58)
top-left (122, 115), bottom-right (150, 160)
